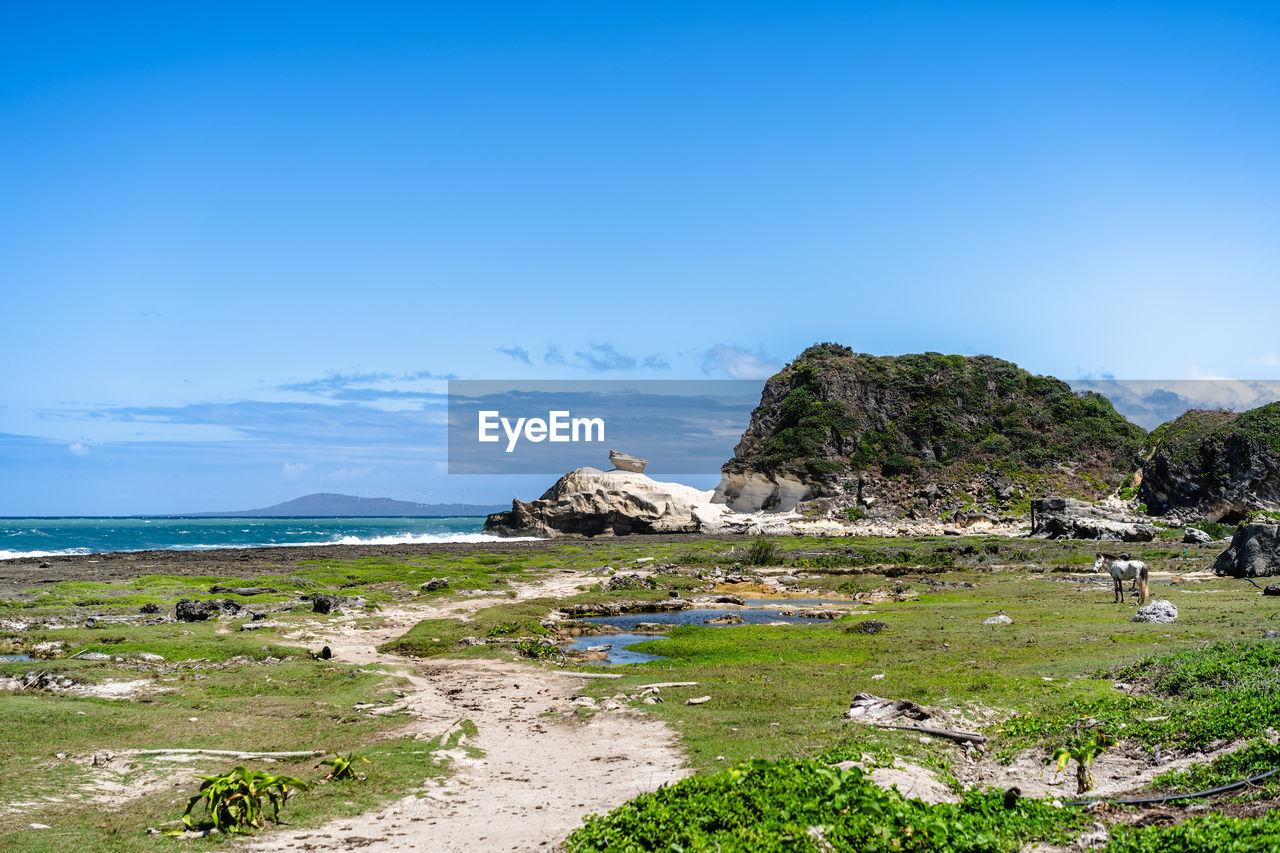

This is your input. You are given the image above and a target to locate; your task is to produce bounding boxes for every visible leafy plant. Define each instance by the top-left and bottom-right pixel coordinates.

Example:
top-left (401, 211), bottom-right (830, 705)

top-left (744, 536), bottom-right (783, 566)
top-left (320, 752), bottom-right (371, 782)
top-left (1050, 731), bottom-right (1113, 795)
top-left (176, 765), bottom-right (308, 834)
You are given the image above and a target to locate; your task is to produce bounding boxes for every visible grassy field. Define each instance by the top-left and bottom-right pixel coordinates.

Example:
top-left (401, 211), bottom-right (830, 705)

top-left (1, 531), bottom-right (1276, 850)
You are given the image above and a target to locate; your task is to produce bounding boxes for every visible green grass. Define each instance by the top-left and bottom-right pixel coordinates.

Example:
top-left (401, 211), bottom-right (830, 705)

top-left (566, 759), bottom-right (1089, 852)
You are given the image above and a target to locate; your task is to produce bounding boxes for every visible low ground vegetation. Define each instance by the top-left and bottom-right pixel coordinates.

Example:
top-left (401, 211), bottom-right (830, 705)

top-left (0, 533), bottom-right (1276, 850)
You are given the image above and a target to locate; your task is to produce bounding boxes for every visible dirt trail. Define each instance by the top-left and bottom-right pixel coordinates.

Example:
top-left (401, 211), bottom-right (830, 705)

top-left (245, 572), bottom-right (688, 853)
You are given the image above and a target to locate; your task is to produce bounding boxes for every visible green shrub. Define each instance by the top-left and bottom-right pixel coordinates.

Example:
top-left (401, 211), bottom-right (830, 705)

top-left (176, 765), bottom-right (307, 835)
top-left (745, 536), bottom-right (784, 566)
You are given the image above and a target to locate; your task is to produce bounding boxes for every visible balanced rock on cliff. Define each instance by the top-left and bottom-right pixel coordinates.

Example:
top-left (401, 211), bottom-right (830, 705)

top-left (483, 467), bottom-right (727, 537)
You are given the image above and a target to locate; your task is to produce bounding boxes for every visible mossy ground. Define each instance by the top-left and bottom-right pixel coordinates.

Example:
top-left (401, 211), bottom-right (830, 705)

top-left (1, 533), bottom-right (1275, 850)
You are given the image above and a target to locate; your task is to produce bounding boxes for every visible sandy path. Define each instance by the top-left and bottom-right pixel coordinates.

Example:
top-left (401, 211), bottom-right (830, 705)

top-left (245, 572), bottom-right (688, 852)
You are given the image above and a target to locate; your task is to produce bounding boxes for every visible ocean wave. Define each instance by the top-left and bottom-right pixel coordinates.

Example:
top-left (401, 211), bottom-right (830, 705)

top-left (323, 532), bottom-right (541, 546)
top-left (0, 532), bottom-right (540, 560)
top-left (0, 548), bottom-right (94, 560)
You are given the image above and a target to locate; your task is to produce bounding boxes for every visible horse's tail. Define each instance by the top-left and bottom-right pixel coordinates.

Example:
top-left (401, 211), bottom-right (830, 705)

top-left (1138, 564), bottom-right (1150, 605)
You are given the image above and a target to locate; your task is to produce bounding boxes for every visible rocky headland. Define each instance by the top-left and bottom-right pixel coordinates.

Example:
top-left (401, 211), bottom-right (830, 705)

top-left (486, 343), bottom-right (1280, 539)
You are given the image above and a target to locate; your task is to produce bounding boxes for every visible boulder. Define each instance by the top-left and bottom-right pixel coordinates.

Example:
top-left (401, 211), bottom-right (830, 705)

top-left (983, 614), bottom-right (1013, 625)
top-left (1183, 527), bottom-right (1214, 544)
top-left (703, 613), bottom-right (743, 625)
top-left (1265, 584), bottom-right (1280, 596)
top-left (175, 599), bottom-right (219, 622)
top-left (421, 578), bottom-right (449, 592)
top-left (1132, 599), bottom-right (1178, 623)
top-left (1213, 525), bottom-right (1280, 578)
top-left (311, 594), bottom-right (343, 615)
top-left (484, 467), bottom-right (727, 537)
top-left (855, 619), bottom-right (887, 635)
top-left (1030, 496), bottom-right (1157, 542)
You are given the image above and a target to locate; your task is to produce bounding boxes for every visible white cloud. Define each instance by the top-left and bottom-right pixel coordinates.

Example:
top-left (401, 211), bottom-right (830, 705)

top-left (702, 345), bottom-right (781, 380)
top-left (329, 466), bottom-right (374, 481)
top-left (68, 442), bottom-right (89, 457)
top-left (281, 462), bottom-right (312, 478)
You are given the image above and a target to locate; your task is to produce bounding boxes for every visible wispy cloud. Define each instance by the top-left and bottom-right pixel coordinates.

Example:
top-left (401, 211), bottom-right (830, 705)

top-left (497, 345), bottom-right (532, 365)
top-left (280, 462), bottom-right (312, 478)
top-left (68, 442), bottom-right (89, 457)
top-left (277, 369), bottom-right (453, 399)
top-left (534, 343), bottom-right (668, 372)
top-left (702, 345), bottom-right (781, 380)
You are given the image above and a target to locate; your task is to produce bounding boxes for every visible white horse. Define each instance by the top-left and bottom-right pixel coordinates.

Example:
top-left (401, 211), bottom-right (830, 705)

top-left (1094, 553), bottom-right (1149, 604)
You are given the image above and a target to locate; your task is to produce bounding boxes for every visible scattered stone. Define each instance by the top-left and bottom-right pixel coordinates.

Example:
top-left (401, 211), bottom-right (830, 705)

top-left (1264, 630), bottom-right (1280, 639)
top-left (686, 695), bottom-right (711, 705)
top-left (799, 608), bottom-right (844, 619)
top-left (457, 636), bottom-right (485, 646)
top-left (421, 578), bottom-right (450, 592)
top-left (1132, 599), bottom-right (1178, 624)
top-left (607, 574), bottom-right (657, 592)
top-left (79, 652), bottom-right (111, 661)
top-left (131, 652), bottom-right (165, 663)
top-left (1265, 585), bottom-right (1280, 597)
top-left (175, 599), bottom-right (219, 622)
top-left (29, 823), bottom-right (52, 830)
top-left (208, 585), bottom-right (279, 596)
top-left (983, 614), bottom-right (1013, 625)
top-left (571, 696), bottom-right (597, 708)
top-left (703, 613), bottom-right (743, 625)
top-left (856, 620), bottom-right (887, 635)
top-left (713, 594), bottom-right (745, 605)
top-left (1183, 527), bottom-right (1213, 544)
top-left (139, 603), bottom-right (161, 614)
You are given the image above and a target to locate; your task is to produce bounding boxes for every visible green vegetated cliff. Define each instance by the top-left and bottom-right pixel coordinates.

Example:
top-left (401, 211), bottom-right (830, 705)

top-left (1139, 402), bottom-right (1280, 521)
top-left (724, 344), bottom-right (1147, 512)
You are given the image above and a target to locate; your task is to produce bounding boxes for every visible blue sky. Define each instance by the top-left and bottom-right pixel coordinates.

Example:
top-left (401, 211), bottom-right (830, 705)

top-left (3, 1), bottom-right (1280, 514)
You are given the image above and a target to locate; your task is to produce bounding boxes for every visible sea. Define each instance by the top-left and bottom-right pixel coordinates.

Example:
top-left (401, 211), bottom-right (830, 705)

top-left (0, 516), bottom-right (517, 560)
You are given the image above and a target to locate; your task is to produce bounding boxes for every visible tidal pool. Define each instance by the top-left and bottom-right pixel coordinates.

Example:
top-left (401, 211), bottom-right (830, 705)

top-left (563, 599), bottom-right (851, 665)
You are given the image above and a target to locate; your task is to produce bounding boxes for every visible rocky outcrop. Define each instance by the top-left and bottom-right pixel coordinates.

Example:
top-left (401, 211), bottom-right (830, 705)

top-left (717, 344), bottom-right (1145, 514)
top-left (484, 467), bottom-right (729, 537)
top-left (1139, 404), bottom-right (1280, 522)
top-left (1030, 496), bottom-right (1157, 542)
top-left (1212, 524), bottom-right (1280, 578)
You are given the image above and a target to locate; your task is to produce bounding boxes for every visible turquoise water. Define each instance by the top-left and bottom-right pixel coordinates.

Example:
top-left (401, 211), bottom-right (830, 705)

top-left (0, 516), bottom-right (510, 560)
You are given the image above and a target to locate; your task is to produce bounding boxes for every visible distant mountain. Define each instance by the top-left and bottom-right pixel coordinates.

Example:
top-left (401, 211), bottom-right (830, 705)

top-left (192, 493), bottom-right (508, 517)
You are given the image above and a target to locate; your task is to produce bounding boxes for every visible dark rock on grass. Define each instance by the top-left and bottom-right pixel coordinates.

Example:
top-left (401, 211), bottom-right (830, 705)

top-left (1264, 584), bottom-right (1280, 597)
top-left (311, 594), bottom-right (343, 615)
top-left (421, 577), bottom-right (450, 592)
top-left (855, 619), bottom-right (887, 635)
top-left (139, 602), bottom-right (161, 614)
top-left (175, 599), bottom-right (219, 622)
top-left (1214, 525), bottom-right (1280, 578)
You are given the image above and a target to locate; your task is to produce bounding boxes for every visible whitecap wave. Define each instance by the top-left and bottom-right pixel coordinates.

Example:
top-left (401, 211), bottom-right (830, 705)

top-left (322, 532), bottom-right (541, 546)
top-left (0, 548), bottom-right (94, 560)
